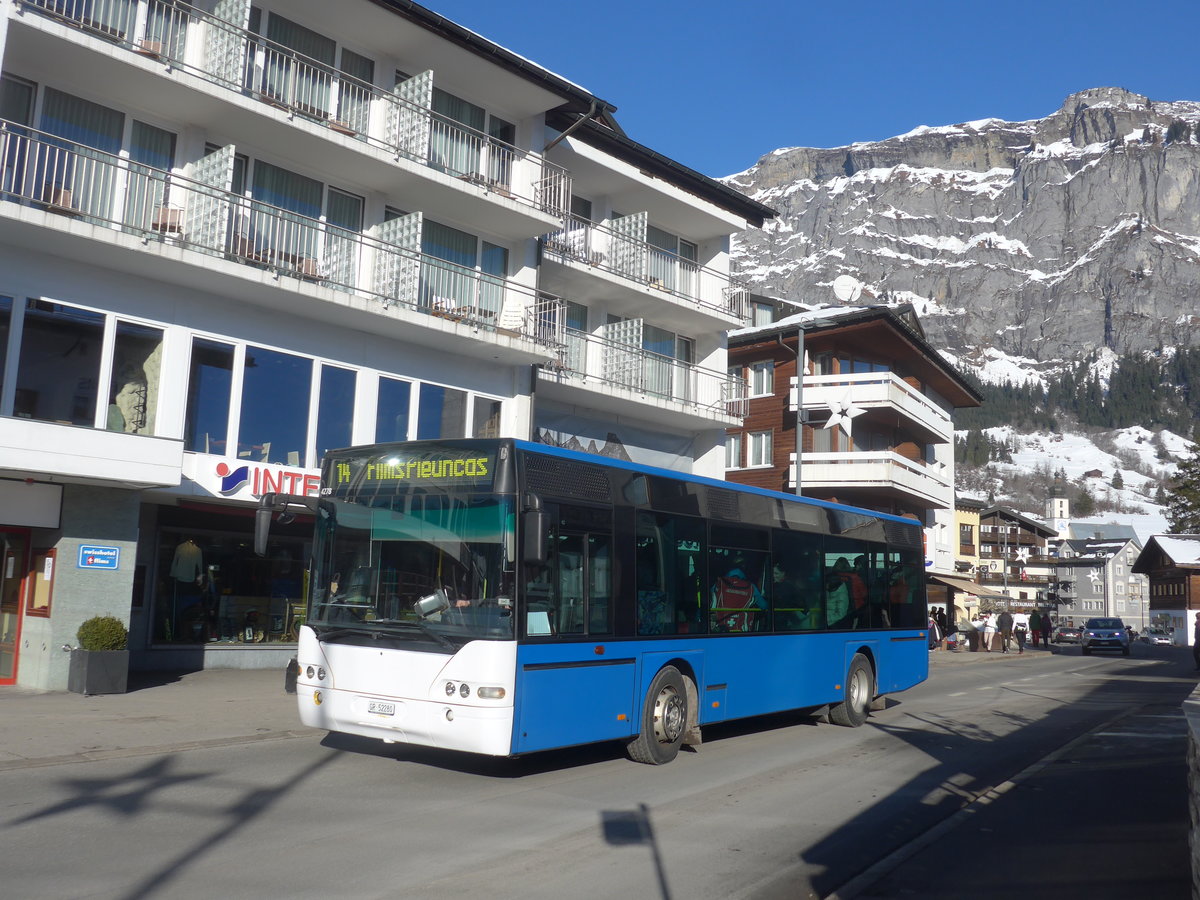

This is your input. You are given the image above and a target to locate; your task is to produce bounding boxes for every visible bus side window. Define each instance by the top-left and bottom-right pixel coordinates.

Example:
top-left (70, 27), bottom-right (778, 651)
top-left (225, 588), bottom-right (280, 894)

top-left (771, 530), bottom-right (823, 632)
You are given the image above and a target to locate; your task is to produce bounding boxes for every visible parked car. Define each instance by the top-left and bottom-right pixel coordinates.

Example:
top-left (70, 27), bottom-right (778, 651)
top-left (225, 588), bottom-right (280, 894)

top-left (1139, 628), bottom-right (1172, 646)
top-left (1081, 617), bottom-right (1131, 656)
top-left (1052, 624), bottom-right (1081, 644)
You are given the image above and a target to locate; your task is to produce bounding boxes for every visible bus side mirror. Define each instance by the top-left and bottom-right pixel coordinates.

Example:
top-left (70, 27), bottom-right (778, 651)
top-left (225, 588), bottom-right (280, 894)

top-left (523, 509), bottom-right (549, 564)
top-left (254, 505), bottom-right (273, 557)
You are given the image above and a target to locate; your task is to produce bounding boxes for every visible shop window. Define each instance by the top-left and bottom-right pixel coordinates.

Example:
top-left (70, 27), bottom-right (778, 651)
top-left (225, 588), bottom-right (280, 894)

top-left (472, 397), bottom-right (502, 438)
top-left (184, 338), bottom-right (235, 454)
top-left (14, 299), bottom-right (105, 425)
top-left (238, 345), bottom-right (312, 465)
top-left (106, 321), bottom-right (163, 435)
top-left (417, 383), bottom-right (466, 439)
top-left (154, 527), bottom-right (307, 644)
top-left (315, 365), bottom-right (356, 464)
top-left (376, 377), bottom-right (411, 442)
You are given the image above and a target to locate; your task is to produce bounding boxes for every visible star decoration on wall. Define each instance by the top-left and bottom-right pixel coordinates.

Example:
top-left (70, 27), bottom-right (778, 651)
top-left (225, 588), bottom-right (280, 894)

top-left (1088, 568), bottom-right (1103, 586)
top-left (1015, 547), bottom-right (1031, 563)
top-left (823, 390), bottom-right (866, 440)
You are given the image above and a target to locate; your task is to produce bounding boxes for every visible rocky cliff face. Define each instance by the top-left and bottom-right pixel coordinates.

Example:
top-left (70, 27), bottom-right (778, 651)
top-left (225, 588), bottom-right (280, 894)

top-left (727, 88), bottom-right (1200, 375)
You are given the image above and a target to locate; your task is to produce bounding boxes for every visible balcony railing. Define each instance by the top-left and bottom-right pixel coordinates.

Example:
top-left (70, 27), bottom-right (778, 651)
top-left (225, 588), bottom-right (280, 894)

top-left (19, 0), bottom-right (572, 217)
top-left (542, 215), bottom-right (749, 321)
top-left (543, 325), bottom-right (747, 418)
top-left (787, 450), bottom-right (952, 505)
top-left (795, 371), bottom-right (952, 438)
top-left (0, 120), bottom-right (563, 346)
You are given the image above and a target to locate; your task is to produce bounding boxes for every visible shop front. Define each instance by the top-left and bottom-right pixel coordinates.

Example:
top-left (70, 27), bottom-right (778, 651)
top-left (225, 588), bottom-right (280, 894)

top-left (135, 456), bottom-right (319, 671)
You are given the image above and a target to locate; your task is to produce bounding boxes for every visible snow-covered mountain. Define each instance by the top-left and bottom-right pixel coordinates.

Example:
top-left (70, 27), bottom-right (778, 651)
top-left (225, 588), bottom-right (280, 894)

top-left (726, 87), bottom-right (1200, 376)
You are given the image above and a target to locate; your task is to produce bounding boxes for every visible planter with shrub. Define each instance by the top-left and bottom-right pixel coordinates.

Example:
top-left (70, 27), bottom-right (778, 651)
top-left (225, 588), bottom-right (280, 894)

top-left (68, 615), bottom-right (129, 695)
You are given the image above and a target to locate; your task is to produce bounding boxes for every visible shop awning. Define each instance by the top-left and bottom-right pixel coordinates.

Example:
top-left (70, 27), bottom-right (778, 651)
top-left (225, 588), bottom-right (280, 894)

top-left (928, 574), bottom-right (1012, 604)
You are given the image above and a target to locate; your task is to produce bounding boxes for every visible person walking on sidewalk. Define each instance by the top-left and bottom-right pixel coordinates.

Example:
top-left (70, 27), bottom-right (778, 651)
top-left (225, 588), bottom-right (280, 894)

top-left (1013, 617), bottom-right (1027, 653)
top-left (997, 610), bottom-right (1014, 653)
top-left (1029, 609), bottom-right (1043, 648)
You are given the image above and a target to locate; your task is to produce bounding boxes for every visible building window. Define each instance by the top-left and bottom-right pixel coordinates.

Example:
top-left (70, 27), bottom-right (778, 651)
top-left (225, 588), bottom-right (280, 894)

top-left (376, 377), bottom-right (412, 442)
top-left (15, 299), bottom-right (105, 426)
top-left (0, 296), bottom-right (10, 402)
top-left (314, 365), bottom-right (356, 465)
top-left (748, 430), bottom-right (773, 467)
top-left (751, 301), bottom-right (773, 327)
top-left (726, 433), bottom-right (743, 469)
top-left (185, 338), bottom-right (235, 454)
top-left (238, 346), bottom-right (312, 466)
top-left (417, 384), bottom-right (467, 439)
top-left (749, 361), bottom-right (774, 397)
top-left (472, 397), bottom-right (502, 438)
top-left (107, 321), bottom-right (163, 436)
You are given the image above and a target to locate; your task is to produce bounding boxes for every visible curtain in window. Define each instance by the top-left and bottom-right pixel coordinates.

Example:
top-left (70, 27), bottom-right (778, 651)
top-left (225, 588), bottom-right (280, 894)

top-left (478, 241), bottom-right (507, 317)
top-left (430, 88), bottom-right (484, 178)
top-left (421, 220), bottom-right (477, 311)
top-left (39, 88), bottom-right (124, 221)
top-left (263, 13), bottom-right (335, 116)
top-left (646, 225), bottom-right (679, 291)
top-left (1, 76), bottom-right (35, 199)
top-left (250, 161), bottom-right (322, 267)
top-left (323, 188), bottom-right (362, 288)
top-left (485, 115), bottom-right (515, 187)
top-left (336, 48), bottom-right (374, 135)
top-left (124, 121), bottom-right (175, 231)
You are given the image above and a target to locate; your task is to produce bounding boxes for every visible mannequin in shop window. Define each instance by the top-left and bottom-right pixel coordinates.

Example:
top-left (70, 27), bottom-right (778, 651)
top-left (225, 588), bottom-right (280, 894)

top-left (170, 538), bottom-right (211, 641)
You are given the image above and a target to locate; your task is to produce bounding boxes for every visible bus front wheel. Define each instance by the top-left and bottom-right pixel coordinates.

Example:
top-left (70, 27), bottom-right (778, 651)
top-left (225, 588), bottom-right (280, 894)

top-left (627, 666), bottom-right (688, 765)
top-left (830, 653), bottom-right (873, 728)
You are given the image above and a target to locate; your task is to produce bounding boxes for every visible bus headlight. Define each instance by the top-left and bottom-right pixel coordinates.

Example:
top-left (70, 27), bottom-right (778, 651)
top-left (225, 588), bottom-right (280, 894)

top-left (445, 681), bottom-right (456, 696)
top-left (459, 683), bottom-right (471, 698)
top-left (306, 665), bottom-right (315, 679)
top-left (477, 686), bottom-right (506, 700)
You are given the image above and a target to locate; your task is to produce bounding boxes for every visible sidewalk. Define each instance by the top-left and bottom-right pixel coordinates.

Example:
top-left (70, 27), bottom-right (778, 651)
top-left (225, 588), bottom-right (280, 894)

top-left (0, 668), bottom-right (315, 771)
top-left (0, 641), bottom-right (1038, 770)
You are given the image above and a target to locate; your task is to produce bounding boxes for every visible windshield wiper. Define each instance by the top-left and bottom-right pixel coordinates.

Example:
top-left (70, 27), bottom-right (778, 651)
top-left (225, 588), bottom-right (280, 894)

top-left (370, 618), bottom-right (460, 652)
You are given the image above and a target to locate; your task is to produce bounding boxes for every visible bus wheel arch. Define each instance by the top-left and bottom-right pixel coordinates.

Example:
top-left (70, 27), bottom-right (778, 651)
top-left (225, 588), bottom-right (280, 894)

top-left (830, 651), bottom-right (875, 728)
top-left (627, 664), bottom-right (692, 765)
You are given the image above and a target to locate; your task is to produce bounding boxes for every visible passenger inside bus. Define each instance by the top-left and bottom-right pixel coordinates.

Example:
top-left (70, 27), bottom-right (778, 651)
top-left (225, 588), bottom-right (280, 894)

top-left (710, 552), bottom-right (768, 632)
top-left (772, 558), bottom-right (822, 631)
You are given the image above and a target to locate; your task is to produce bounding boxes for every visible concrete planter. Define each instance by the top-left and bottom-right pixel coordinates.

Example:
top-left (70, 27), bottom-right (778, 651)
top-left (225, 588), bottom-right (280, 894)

top-left (68, 649), bottom-right (129, 695)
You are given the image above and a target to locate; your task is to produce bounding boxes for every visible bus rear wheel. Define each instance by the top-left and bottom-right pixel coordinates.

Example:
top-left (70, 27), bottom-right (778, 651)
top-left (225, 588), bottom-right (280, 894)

top-left (830, 653), bottom-right (873, 728)
top-left (627, 666), bottom-right (688, 765)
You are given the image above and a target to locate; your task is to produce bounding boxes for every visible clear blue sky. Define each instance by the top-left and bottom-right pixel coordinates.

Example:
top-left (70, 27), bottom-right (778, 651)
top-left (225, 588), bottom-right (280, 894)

top-left (430, 0), bottom-right (1200, 177)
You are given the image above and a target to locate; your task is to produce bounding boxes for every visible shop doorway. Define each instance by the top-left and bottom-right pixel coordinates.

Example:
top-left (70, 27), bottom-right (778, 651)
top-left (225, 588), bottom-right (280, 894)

top-left (0, 528), bottom-right (31, 684)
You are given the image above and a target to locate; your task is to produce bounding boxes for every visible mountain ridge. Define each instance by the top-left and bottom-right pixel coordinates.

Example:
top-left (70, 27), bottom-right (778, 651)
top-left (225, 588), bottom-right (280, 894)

top-left (726, 87), bottom-right (1200, 375)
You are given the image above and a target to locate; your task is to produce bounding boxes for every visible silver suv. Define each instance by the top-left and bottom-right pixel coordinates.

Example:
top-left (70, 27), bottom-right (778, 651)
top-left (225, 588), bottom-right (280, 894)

top-left (1081, 617), bottom-right (1130, 656)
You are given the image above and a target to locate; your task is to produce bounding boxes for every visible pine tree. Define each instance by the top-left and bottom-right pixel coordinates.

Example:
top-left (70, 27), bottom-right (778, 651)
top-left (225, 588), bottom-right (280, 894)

top-left (1111, 469), bottom-right (1124, 490)
top-left (1074, 482), bottom-right (1096, 517)
top-left (1166, 454), bottom-right (1200, 532)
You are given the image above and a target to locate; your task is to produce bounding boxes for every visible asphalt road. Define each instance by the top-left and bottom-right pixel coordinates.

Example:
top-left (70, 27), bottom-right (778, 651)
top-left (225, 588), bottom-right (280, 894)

top-left (1, 645), bottom-right (1192, 900)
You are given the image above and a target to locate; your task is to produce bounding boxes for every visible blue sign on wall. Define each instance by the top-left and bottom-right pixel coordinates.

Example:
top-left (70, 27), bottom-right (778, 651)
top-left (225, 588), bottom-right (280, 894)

top-left (78, 545), bottom-right (121, 570)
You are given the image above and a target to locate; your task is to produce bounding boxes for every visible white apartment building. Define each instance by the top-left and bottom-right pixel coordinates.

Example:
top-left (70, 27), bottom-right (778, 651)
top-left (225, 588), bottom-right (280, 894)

top-left (0, 0), bottom-right (772, 688)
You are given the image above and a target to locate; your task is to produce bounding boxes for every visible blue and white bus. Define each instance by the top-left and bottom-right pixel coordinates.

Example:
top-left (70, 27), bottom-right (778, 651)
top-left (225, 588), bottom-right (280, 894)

top-left (263, 438), bottom-right (929, 765)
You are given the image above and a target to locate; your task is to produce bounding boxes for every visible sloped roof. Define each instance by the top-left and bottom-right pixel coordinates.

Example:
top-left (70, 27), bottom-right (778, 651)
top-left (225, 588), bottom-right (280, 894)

top-left (1132, 534), bottom-right (1200, 573)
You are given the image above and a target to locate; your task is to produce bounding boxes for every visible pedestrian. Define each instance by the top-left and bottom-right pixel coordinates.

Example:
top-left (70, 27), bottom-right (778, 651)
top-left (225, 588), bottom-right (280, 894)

top-left (1040, 609), bottom-right (1054, 648)
top-left (997, 610), bottom-right (1014, 653)
top-left (979, 613), bottom-right (995, 651)
top-left (1193, 612), bottom-right (1200, 671)
top-left (1029, 609), bottom-right (1042, 648)
top-left (1013, 617), bottom-right (1027, 654)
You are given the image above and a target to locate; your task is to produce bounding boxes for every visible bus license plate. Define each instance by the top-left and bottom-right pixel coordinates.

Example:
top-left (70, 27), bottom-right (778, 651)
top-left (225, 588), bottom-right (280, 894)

top-left (367, 699), bottom-right (395, 716)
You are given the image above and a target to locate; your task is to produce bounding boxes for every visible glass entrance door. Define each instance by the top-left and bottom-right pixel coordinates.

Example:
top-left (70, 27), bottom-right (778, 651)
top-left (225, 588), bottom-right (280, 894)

top-left (0, 529), bottom-right (30, 684)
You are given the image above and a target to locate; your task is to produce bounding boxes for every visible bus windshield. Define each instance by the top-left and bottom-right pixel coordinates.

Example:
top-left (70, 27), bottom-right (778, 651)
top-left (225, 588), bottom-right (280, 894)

top-left (310, 492), bottom-right (516, 646)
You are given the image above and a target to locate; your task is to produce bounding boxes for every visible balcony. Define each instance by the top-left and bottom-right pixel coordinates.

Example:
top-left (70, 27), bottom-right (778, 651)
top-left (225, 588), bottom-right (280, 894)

top-left (787, 450), bottom-right (952, 509)
top-left (16, 0), bottom-right (571, 226)
top-left (540, 215), bottom-right (748, 328)
top-left (0, 120), bottom-right (564, 350)
top-left (792, 371), bottom-right (952, 443)
top-left (536, 325), bottom-right (747, 428)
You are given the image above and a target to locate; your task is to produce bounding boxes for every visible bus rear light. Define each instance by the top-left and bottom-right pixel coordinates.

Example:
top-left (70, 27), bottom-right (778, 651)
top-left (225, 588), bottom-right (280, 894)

top-left (478, 686), bottom-right (505, 700)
